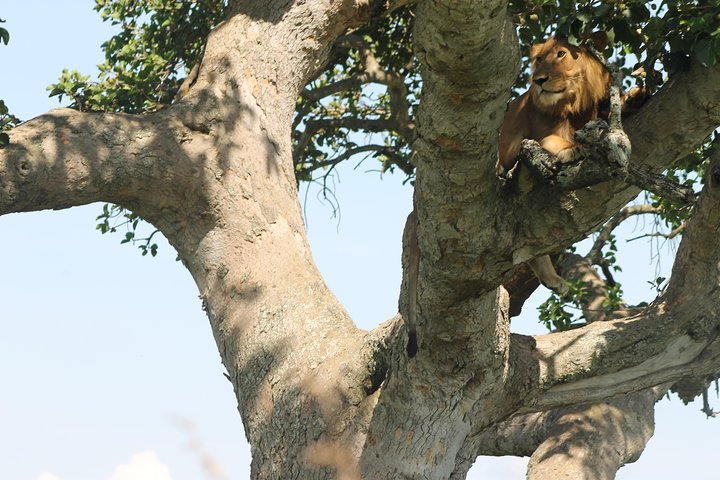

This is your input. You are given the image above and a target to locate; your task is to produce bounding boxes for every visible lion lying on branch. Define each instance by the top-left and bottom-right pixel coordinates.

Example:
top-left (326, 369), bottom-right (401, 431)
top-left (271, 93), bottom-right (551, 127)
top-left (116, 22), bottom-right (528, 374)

top-left (497, 33), bottom-right (644, 295)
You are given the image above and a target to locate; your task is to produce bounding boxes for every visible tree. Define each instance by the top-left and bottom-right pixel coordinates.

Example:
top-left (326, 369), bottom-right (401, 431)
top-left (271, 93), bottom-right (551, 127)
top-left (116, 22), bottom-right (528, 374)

top-left (2, 1), bottom-right (720, 478)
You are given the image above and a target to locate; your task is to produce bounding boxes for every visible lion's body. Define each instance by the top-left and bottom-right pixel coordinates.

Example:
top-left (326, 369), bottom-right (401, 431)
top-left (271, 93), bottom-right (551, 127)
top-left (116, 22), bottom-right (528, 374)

top-left (498, 36), bottom-right (613, 295)
top-left (498, 37), bottom-right (612, 174)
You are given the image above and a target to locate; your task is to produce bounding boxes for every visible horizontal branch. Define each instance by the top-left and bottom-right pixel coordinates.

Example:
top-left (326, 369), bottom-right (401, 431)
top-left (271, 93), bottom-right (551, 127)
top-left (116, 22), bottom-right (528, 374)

top-left (0, 108), bottom-right (193, 215)
top-left (513, 319), bottom-right (718, 413)
top-left (511, 163), bottom-right (720, 409)
top-left (514, 177), bottom-right (720, 409)
top-left (626, 164), bottom-right (697, 204)
top-left (472, 387), bottom-right (661, 460)
top-left (294, 117), bottom-right (400, 164)
top-left (304, 144), bottom-right (411, 176)
top-left (518, 115), bottom-right (694, 207)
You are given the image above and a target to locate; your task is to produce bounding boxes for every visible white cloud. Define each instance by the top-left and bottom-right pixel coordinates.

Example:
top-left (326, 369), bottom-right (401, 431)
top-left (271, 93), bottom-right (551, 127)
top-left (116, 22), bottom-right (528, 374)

top-left (36, 473), bottom-right (62, 480)
top-left (107, 451), bottom-right (173, 480)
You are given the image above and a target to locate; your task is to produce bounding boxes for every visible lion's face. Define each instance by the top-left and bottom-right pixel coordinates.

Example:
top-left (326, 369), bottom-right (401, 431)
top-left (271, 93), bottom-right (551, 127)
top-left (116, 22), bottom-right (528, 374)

top-left (529, 38), bottom-right (609, 117)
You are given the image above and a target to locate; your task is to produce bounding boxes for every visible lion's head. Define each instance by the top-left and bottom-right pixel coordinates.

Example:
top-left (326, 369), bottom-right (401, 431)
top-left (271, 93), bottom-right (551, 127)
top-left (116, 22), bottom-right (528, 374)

top-left (529, 37), bottom-right (611, 117)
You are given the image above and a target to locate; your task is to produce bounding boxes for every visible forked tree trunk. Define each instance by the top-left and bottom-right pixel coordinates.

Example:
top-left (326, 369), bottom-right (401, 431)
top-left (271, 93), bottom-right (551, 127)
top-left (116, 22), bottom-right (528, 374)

top-left (2, 1), bottom-right (720, 478)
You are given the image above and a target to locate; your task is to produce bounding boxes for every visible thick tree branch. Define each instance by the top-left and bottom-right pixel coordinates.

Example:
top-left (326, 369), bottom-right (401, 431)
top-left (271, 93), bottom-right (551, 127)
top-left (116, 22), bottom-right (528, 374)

top-left (0, 109), bottom-right (210, 226)
top-left (470, 388), bottom-right (661, 461)
top-left (522, 391), bottom-right (658, 480)
top-left (410, 0), bottom-right (518, 363)
top-left (513, 166), bottom-right (720, 411)
top-left (506, 61), bottom-right (720, 269)
top-left (664, 151), bottom-right (720, 307)
top-left (512, 322), bottom-right (717, 413)
top-left (625, 164), bottom-right (698, 205)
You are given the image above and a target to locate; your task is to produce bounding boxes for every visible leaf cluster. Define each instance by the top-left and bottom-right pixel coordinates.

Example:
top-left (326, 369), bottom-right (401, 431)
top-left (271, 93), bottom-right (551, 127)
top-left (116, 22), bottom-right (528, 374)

top-left (96, 203), bottom-right (159, 257)
top-left (649, 132), bottom-right (715, 231)
top-left (48, 0), bottom-right (227, 113)
top-left (0, 100), bottom-right (20, 148)
top-left (0, 17), bottom-right (18, 148)
top-left (511, 1), bottom-right (720, 91)
top-left (0, 17), bottom-right (8, 46)
top-left (293, 5), bottom-right (419, 184)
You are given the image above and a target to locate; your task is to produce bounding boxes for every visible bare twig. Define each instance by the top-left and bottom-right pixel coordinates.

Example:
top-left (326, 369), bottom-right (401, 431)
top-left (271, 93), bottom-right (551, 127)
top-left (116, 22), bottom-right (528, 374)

top-left (308, 144), bottom-right (395, 172)
top-left (293, 33), bottom-right (416, 168)
top-left (293, 117), bottom-right (398, 166)
top-left (587, 204), bottom-right (661, 264)
top-left (626, 223), bottom-right (686, 242)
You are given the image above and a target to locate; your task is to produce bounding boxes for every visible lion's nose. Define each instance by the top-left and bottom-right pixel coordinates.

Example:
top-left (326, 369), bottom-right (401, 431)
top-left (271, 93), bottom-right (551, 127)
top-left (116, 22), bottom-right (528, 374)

top-left (533, 75), bottom-right (548, 86)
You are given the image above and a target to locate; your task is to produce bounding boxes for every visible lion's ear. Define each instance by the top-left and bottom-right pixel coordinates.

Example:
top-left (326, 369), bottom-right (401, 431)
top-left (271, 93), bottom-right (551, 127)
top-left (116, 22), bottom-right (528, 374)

top-left (584, 31), bottom-right (609, 51)
top-left (530, 42), bottom-right (544, 60)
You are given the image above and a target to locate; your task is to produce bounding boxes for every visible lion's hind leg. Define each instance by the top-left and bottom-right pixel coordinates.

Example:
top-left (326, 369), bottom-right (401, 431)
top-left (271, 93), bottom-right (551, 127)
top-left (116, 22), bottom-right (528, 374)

top-left (529, 255), bottom-right (568, 294)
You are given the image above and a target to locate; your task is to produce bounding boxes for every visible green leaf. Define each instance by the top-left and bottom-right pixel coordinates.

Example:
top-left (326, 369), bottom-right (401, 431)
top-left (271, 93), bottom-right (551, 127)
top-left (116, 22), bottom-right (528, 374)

top-left (47, 87), bottom-right (66, 98)
top-left (694, 37), bottom-right (717, 67)
top-left (593, 3), bottom-right (612, 19)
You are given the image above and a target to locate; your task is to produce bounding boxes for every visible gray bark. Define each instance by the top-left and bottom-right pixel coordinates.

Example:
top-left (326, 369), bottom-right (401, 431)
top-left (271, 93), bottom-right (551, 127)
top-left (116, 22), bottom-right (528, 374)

top-left (2, 0), bottom-right (720, 478)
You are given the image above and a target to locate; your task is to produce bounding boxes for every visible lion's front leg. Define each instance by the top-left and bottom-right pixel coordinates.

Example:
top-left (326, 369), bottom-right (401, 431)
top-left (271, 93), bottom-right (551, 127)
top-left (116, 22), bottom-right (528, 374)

top-left (540, 134), bottom-right (586, 164)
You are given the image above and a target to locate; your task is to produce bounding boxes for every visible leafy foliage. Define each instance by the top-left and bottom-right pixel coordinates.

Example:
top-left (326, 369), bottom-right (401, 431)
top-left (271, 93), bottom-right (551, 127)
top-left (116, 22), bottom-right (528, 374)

top-left (293, 5), bottom-right (419, 184)
top-left (0, 18), bottom-right (19, 148)
top-left (511, 0), bottom-right (720, 91)
top-left (649, 132), bottom-right (715, 232)
top-left (538, 279), bottom-right (588, 330)
top-left (48, 0), bottom-right (228, 113)
top-left (0, 100), bottom-right (20, 148)
top-left (0, 17), bottom-right (8, 46)
top-left (538, 270), bottom-right (628, 331)
top-left (96, 203), bottom-right (159, 256)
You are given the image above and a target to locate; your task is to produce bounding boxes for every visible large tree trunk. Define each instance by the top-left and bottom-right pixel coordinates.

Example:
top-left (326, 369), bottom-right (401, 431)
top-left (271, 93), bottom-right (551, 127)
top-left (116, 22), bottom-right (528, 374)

top-left (2, 0), bottom-right (720, 478)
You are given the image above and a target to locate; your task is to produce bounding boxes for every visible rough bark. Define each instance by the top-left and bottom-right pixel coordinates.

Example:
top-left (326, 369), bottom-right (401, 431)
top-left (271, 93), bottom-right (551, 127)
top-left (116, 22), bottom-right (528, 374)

top-left (3, 0), bottom-right (720, 479)
top-left (471, 387), bottom-right (664, 478)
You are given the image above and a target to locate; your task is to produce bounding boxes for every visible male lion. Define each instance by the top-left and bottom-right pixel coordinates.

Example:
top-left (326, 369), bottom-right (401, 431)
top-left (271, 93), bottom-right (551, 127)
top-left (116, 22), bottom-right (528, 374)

top-left (498, 35), bottom-right (612, 173)
top-left (498, 35), bottom-right (613, 294)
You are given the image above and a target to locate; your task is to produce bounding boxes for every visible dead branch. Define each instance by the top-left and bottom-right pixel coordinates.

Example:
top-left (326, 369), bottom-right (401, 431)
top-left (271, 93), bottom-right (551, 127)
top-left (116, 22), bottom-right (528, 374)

top-left (586, 204), bottom-right (661, 265)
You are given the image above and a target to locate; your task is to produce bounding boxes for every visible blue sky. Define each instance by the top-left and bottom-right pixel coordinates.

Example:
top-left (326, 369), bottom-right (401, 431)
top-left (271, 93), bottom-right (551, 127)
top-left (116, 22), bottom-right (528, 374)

top-left (0, 2), bottom-right (717, 479)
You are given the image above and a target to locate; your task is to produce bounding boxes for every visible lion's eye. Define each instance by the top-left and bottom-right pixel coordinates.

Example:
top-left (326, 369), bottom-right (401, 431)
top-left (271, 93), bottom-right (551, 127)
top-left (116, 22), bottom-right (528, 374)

top-left (557, 50), bottom-right (566, 58)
